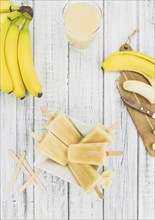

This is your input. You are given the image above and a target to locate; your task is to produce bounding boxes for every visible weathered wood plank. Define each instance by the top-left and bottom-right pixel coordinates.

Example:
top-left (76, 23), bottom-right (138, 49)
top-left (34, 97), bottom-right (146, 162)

top-left (68, 1), bottom-right (104, 219)
top-left (1, 0), bottom-right (34, 219)
top-left (103, 1), bottom-right (138, 220)
top-left (33, 1), bottom-right (69, 219)
top-left (0, 0), bottom-right (155, 219)
top-left (138, 1), bottom-right (155, 219)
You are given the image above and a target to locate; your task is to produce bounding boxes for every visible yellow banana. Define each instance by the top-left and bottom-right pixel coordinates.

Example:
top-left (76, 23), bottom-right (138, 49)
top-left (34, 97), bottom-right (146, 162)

top-left (18, 19), bottom-right (43, 97)
top-left (0, 0), bottom-right (19, 13)
top-left (5, 17), bottom-right (26, 99)
top-left (0, 11), bottom-right (21, 94)
top-left (102, 51), bottom-right (155, 82)
top-left (123, 80), bottom-right (155, 104)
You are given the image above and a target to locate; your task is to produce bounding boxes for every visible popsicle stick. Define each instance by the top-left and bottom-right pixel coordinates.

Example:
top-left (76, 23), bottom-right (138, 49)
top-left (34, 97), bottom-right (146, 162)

top-left (22, 159), bottom-right (47, 193)
top-left (19, 168), bottom-right (46, 193)
top-left (106, 151), bottom-right (123, 156)
top-left (9, 149), bottom-right (36, 185)
top-left (9, 150), bottom-right (46, 192)
top-left (8, 151), bottom-right (26, 192)
top-left (107, 122), bottom-right (118, 133)
top-left (40, 106), bottom-right (54, 120)
top-left (93, 185), bottom-right (104, 200)
top-left (31, 132), bottom-right (42, 142)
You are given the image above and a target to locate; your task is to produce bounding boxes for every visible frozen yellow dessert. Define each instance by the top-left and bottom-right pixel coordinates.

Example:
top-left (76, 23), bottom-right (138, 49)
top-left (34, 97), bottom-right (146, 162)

top-left (68, 142), bottom-right (109, 165)
top-left (80, 123), bottom-right (115, 144)
top-left (41, 107), bottom-right (82, 146)
top-left (34, 131), bottom-right (68, 166)
top-left (68, 162), bottom-right (103, 197)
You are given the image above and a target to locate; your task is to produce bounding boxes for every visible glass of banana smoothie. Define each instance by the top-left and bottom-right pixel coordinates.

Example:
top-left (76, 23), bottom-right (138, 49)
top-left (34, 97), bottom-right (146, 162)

top-left (62, 1), bottom-right (102, 50)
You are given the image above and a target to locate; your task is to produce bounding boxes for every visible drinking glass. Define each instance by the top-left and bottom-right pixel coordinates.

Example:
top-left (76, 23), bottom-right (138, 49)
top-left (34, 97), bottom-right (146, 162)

top-left (62, 1), bottom-right (102, 50)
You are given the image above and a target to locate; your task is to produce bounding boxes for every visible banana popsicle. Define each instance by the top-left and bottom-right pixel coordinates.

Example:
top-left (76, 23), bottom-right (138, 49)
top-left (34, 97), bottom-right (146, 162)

top-left (68, 162), bottom-right (103, 198)
top-left (68, 143), bottom-right (109, 165)
top-left (41, 107), bottom-right (82, 146)
top-left (32, 131), bottom-right (68, 166)
top-left (79, 123), bottom-right (116, 144)
top-left (68, 143), bottom-right (123, 165)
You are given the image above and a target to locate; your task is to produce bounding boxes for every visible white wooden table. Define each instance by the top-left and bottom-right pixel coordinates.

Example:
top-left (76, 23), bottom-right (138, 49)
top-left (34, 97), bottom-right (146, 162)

top-left (1, 0), bottom-right (155, 219)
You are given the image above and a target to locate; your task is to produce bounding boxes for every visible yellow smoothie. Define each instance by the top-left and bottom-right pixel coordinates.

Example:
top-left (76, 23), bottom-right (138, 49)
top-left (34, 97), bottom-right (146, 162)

top-left (63, 2), bottom-right (102, 50)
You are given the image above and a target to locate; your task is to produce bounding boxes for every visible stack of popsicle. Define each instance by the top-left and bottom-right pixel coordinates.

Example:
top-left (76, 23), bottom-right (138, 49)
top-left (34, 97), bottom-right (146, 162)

top-left (32, 107), bottom-right (123, 199)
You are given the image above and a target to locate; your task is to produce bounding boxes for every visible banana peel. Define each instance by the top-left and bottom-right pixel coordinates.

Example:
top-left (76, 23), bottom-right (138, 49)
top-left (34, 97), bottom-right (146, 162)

top-left (102, 51), bottom-right (155, 81)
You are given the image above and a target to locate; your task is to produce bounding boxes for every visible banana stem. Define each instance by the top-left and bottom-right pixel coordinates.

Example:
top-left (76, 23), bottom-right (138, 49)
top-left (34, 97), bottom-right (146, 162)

top-left (18, 6), bottom-right (33, 20)
top-left (22, 19), bottom-right (31, 31)
top-left (7, 10), bottom-right (21, 21)
top-left (10, 4), bottom-right (20, 12)
top-left (13, 16), bottom-right (24, 26)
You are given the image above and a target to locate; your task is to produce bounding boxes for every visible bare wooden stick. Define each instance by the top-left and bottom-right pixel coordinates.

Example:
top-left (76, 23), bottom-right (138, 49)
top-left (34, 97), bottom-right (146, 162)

top-left (31, 132), bottom-right (42, 142)
top-left (9, 150), bottom-right (47, 192)
top-left (93, 185), bottom-right (104, 200)
top-left (40, 106), bottom-right (54, 120)
top-left (8, 151), bottom-right (26, 192)
top-left (19, 168), bottom-right (46, 193)
top-left (107, 122), bottom-right (118, 133)
top-left (23, 159), bottom-right (47, 193)
top-left (9, 149), bottom-right (36, 185)
top-left (106, 151), bottom-right (123, 156)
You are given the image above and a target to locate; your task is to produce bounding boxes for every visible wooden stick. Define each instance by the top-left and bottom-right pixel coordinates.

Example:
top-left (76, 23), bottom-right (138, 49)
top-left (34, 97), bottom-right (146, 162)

top-left (19, 168), bottom-right (45, 193)
top-left (9, 149), bottom-right (36, 185)
top-left (22, 159), bottom-right (47, 193)
top-left (31, 132), bottom-right (42, 142)
top-left (107, 122), bottom-right (118, 133)
top-left (106, 151), bottom-right (123, 156)
top-left (9, 150), bottom-right (47, 192)
top-left (93, 185), bottom-right (104, 200)
top-left (40, 106), bottom-right (54, 120)
top-left (8, 151), bottom-right (26, 192)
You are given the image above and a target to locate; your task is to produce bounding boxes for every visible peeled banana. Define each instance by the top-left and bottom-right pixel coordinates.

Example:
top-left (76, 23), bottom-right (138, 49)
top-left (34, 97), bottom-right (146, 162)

top-left (18, 19), bottom-right (43, 97)
top-left (0, 11), bottom-right (21, 94)
top-left (101, 170), bottom-right (114, 189)
top-left (102, 51), bottom-right (155, 81)
top-left (5, 17), bottom-right (26, 98)
top-left (0, 0), bottom-right (19, 13)
top-left (123, 80), bottom-right (155, 104)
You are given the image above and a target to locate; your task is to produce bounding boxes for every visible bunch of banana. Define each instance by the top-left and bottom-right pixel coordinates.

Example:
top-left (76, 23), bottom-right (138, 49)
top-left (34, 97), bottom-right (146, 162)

top-left (0, 0), bottom-right (42, 98)
top-left (102, 50), bottom-right (155, 104)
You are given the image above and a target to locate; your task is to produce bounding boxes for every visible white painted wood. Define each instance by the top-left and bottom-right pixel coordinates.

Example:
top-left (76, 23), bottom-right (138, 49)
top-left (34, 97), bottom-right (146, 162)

top-left (0, 0), bottom-right (155, 219)
top-left (138, 1), bottom-right (155, 220)
top-left (68, 1), bottom-right (104, 219)
top-left (103, 1), bottom-right (139, 220)
top-left (33, 1), bottom-right (69, 220)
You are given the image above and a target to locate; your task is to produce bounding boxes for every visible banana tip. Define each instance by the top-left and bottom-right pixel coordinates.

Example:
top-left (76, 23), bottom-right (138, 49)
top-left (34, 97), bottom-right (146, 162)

top-left (8, 91), bottom-right (13, 94)
top-left (38, 93), bottom-right (43, 98)
top-left (20, 96), bottom-right (26, 100)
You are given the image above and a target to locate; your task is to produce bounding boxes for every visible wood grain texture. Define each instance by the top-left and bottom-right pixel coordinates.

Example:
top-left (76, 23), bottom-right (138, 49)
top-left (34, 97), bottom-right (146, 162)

top-left (68, 1), bottom-right (104, 219)
top-left (0, 0), bottom-right (155, 220)
top-left (33, 1), bottom-right (69, 220)
top-left (138, 1), bottom-right (155, 220)
top-left (103, 1), bottom-right (138, 220)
